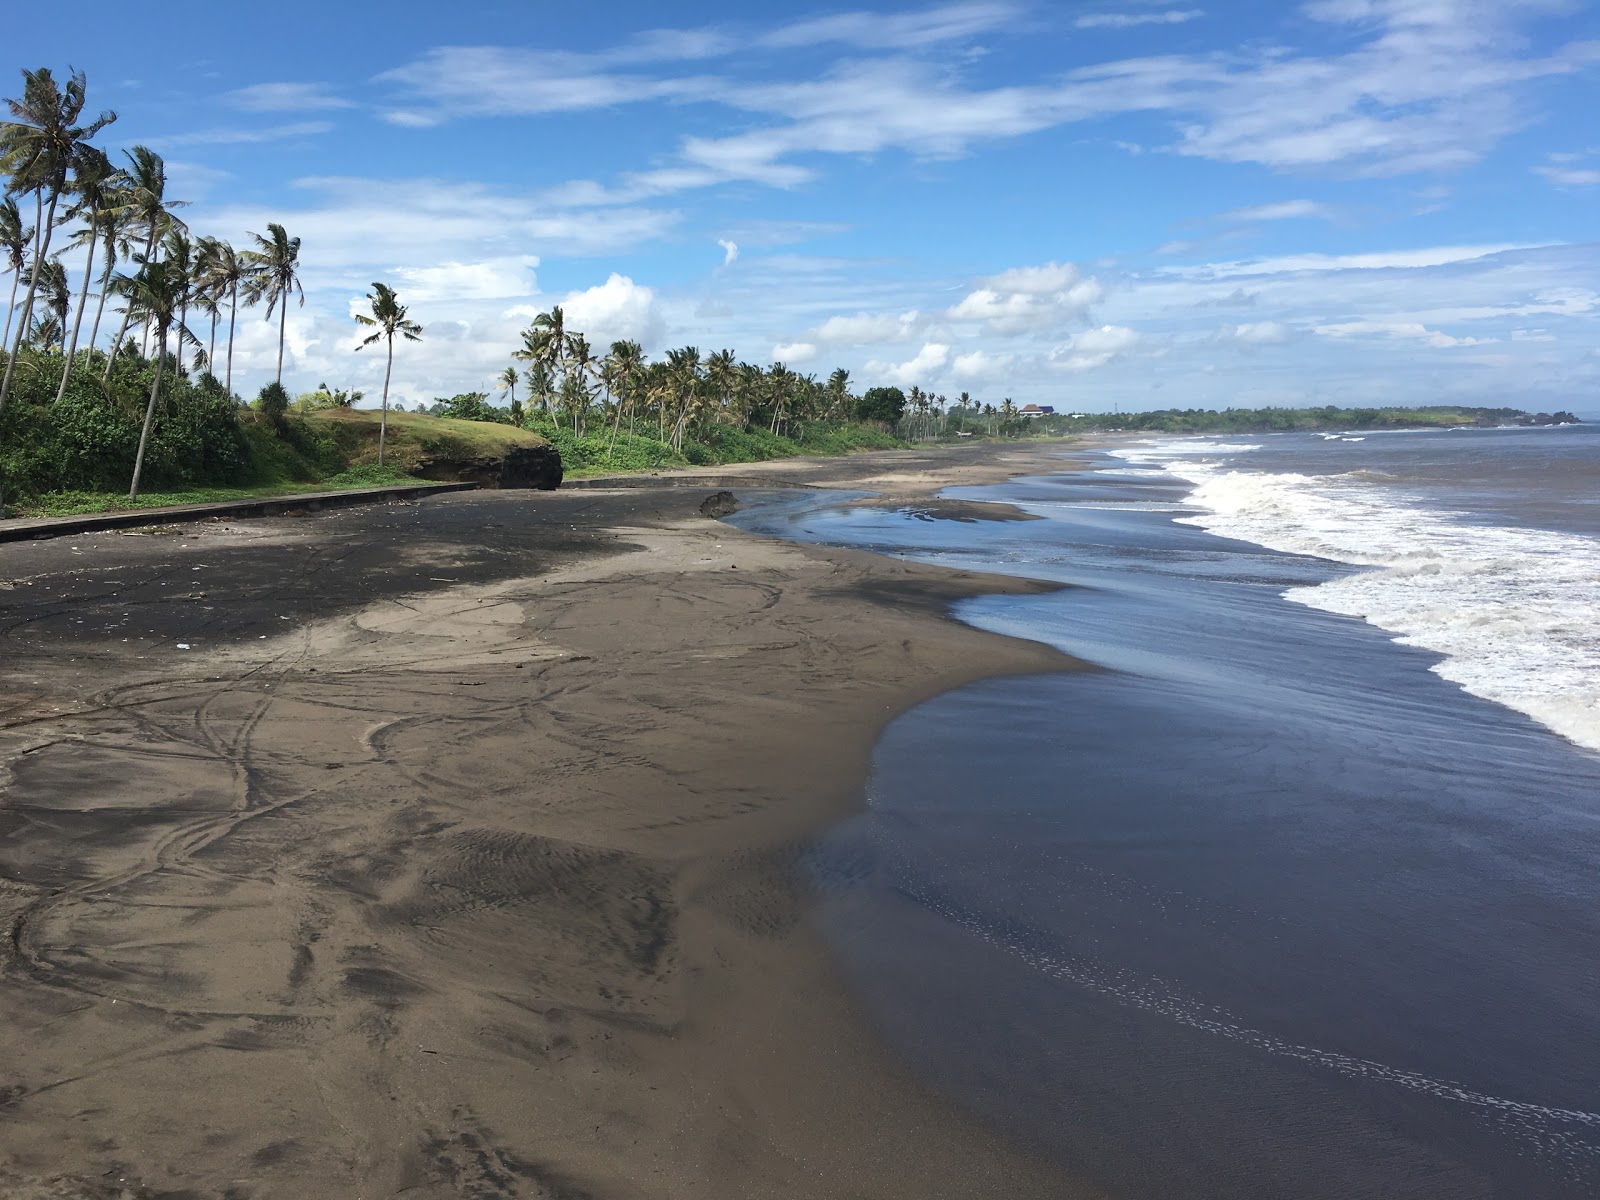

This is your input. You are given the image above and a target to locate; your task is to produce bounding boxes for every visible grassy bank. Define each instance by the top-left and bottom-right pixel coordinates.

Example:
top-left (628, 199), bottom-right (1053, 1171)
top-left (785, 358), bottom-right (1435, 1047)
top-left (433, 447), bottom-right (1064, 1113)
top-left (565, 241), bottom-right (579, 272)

top-left (533, 418), bottom-right (903, 477)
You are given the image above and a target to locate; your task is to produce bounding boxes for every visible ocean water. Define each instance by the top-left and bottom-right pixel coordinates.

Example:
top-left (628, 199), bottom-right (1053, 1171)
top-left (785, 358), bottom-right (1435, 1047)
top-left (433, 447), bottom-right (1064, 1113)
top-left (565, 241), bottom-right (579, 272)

top-left (727, 423), bottom-right (1600, 1199)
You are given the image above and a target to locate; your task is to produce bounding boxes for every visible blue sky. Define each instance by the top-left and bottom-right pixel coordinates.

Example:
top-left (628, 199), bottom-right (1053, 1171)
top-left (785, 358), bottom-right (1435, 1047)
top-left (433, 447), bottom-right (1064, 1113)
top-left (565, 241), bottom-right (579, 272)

top-left (14, 0), bottom-right (1600, 411)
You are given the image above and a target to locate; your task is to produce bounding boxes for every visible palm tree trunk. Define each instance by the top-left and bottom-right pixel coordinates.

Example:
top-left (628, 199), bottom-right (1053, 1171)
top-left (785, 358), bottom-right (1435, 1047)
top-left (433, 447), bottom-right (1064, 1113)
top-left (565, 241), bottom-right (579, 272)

top-left (607, 393), bottom-right (626, 459)
top-left (106, 226), bottom-right (159, 381)
top-left (54, 220), bottom-right (101, 403)
top-left (89, 254), bottom-right (114, 354)
top-left (208, 309), bottom-right (217, 377)
top-left (0, 187), bottom-right (62, 419)
top-left (129, 326), bottom-right (169, 501)
top-left (2, 268), bottom-right (19, 352)
top-left (379, 334), bottom-right (393, 467)
top-left (225, 282), bottom-right (238, 397)
top-left (276, 302), bottom-right (286, 384)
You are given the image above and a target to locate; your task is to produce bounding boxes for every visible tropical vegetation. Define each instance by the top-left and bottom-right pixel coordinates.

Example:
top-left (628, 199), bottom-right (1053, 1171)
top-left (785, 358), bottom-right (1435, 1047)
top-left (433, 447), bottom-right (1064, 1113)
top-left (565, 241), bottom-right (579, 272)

top-left (0, 65), bottom-right (340, 512)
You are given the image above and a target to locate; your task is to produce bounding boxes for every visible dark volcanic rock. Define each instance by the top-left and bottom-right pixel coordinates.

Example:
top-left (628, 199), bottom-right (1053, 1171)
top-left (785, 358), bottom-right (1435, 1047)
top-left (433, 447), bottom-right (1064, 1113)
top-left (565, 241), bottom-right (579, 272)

top-left (414, 444), bottom-right (564, 490)
top-left (698, 490), bottom-right (740, 519)
top-left (500, 444), bottom-right (564, 490)
top-left (1514, 411), bottom-right (1580, 426)
top-left (416, 455), bottom-right (503, 485)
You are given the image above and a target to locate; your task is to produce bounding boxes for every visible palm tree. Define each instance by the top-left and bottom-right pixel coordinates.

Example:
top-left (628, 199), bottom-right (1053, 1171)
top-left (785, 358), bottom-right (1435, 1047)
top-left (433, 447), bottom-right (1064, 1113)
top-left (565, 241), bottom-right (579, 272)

top-left (113, 258), bottom-right (197, 499)
top-left (159, 228), bottom-right (198, 376)
top-left (665, 345), bottom-right (701, 450)
top-left (37, 257), bottom-right (69, 335)
top-left (497, 365), bottom-right (517, 407)
top-left (55, 145), bottom-right (124, 401)
top-left (706, 349), bottom-right (737, 425)
top-left (603, 339), bottom-right (643, 453)
top-left (242, 222), bottom-right (302, 385)
top-left (354, 281), bottom-right (422, 466)
top-left (103, 145), bottom-right (185, 378)
top-left (567, 332), bottom-right (597, 435)
top-left (826, 367), bottom-right (851, 419)
top-left (0, 197), bottom-right (31, 349)
top-left (0, 66), bottom-right (116, 417)
top-left (514, 306), bottom-right (570, 399)
top-left (523, 360), bottom-right (553, 416)
top-left (85, 190), bottom-right (133, 355)
top-left (28, 312), bottom-right (62, 351)
top-left (196, 237), bottom-right (248, 396)
top-left (767, 362), bottom-right (795, 435)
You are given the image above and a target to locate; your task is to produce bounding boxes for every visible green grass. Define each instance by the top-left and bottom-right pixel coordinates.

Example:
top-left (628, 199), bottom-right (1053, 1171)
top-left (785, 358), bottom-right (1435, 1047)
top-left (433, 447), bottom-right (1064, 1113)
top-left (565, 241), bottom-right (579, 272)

top-left (14, 467), bottom-right (425, 519)
top-left (308, 408), bottom-right (546, 457)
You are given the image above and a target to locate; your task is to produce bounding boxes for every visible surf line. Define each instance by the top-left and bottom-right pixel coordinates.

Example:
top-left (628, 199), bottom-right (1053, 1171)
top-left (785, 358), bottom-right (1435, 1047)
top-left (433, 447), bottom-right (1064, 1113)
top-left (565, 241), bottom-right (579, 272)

top-left (894, 871), bottom-right (1600, 1141)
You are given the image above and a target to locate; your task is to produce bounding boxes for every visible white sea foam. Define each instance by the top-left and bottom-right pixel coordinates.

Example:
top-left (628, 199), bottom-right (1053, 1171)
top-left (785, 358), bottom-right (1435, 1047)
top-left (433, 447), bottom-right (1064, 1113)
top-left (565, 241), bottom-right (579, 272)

top-left (1109, 440), bottom-right (1600, 753)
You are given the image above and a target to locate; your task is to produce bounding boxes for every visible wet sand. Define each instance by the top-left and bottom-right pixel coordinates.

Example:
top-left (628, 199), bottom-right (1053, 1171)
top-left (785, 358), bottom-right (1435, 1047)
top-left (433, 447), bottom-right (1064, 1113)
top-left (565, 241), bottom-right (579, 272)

top-left (0, 443), bottom-right (1102, 1199)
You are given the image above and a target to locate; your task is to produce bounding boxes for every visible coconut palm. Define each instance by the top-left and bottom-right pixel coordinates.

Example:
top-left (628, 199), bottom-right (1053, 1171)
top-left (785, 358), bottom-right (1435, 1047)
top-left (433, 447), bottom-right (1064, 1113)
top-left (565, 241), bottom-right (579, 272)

top-left (567, 332), bottom-right (598, 435)
top-left (0, 66), bottom-right (116, 416)
top-left (0, 196), bottom-right (31, 349)
top-left (497, 365), bottom-right (517, 407)
top-left (766, 362), bottom-right (795, 435)
top-left (196, 237), bottom-right (248, 396)
top-left (242, 222), bottom-right (302, 385)
top-left (85, 191), bottom-right (134, 355)
top-left (113, 258), bottom-right (198, 499)
top-left (354, 281), bottom-right (422, 466)
top-left (55, 145), bottom-right (124, 400)
top-left (706, 349), bottom-right (737, 425)
top-left (826, 367), bottom-right (851, 419)
top-left (159, 228), bottom-right (198, 376)
top-left (103, 145), bottom-right (185, 378)
top-left (602, 339), bottom-right (643, 452)
top-left (523, 360), bottom-right (553, 416)
top-left (38, 257), bottom-right (69, 331)
top-left (513, 305), bottom-right (570, 395)
top-left (28, 312), bottom-right (62, 351)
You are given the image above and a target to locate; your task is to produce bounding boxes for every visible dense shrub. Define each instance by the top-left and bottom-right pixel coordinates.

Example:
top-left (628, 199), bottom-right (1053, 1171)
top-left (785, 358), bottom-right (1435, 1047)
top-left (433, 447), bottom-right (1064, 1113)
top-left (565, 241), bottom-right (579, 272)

top-left (0, 356), bottom-right (256, 500)
top-left (529, 422), bottom-right (686, 473)
top-left (432, 392), bottom-right (515, 424)
top-left (255, 381), bottom-right (290, 426)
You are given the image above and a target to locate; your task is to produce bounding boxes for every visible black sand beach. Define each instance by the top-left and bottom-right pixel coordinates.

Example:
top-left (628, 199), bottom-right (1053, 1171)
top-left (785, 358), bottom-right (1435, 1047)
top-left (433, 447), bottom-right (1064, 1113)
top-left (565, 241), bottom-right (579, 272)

top-left (0, 445), bottom-right (1100, 1199)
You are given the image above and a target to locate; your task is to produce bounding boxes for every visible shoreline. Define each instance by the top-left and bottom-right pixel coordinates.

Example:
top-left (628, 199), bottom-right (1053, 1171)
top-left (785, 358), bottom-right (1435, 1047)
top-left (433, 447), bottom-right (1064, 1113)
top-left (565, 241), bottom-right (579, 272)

top-left (0, 441), bottom-right (1107, 1198)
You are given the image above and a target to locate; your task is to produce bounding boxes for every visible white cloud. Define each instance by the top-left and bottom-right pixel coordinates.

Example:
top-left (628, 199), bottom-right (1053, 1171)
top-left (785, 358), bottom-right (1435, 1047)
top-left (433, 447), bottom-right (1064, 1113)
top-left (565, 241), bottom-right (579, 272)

top-left (224, 82), bottom-right (354, 112)
top-left (1315, 320), bottom-right (1490, 347)
top-left (147, 121), bottom-right (334, 147)
top-left (717, 238), bottom-right (739, 265)
top-left (372, 2), bottom-right (1596, 202)
top-left (1218, 199), bottom-right (1337, 222)
top-left (772, 341), bottom-right (818, 362)
top-left (561, 274), bottom-right (665, 350)
top-left (203, 177), bottom-right (679, 291)
top-left (952, 349), bottom-right (1013, 379)
top-left (949, 261), bottom-right (1103, 333)
top-left (392, 257), bottom-right (540, 304)
top-left (869, 342), bottom-right (951, 385)
top-left (1536, 166), bottom-right (1600, 186)
top-left (1223, 321), bottom-right (1293, 345)
top-left (813, 310), bottom-right (925, 344)
top-left (762, 2), bottom-right (1022, 50)
top-left (1049, 325), bottom-right (1140, 371)
top-left (1167, 244), bottom-right (1548, 278)
top-left (1076, 10), bottom-right (1204, 29)
top-left (377, 46), bottom-right (718, 121)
